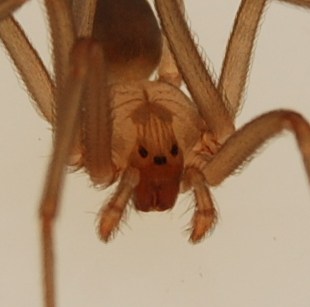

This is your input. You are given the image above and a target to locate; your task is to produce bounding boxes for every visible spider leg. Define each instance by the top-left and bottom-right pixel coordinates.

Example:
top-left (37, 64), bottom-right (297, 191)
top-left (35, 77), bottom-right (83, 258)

top-left (219, 0), bottom-right (310, 117)
top-left (39, 40), bottom-right (96, 307)
top-left (44, 0), bottom-right (75, 93)
top-left (82, 38), bottom-right (115, 185)
top-left (0, 0), bottom-right (26, 20)
top-left (184, 167), bottom-right (217, 243)
top-left (155, 0), bottom-right (234, 142)
top-left (201, 110), bottom-right (310, 186)
top-left (71, 0), bottom-right (97, 37)
top-left (0, 16), bottom-right (55, 122)
top-left (158, 35), bottom-right (182, 87)
top-left (158, 0), bottom-right (184, 87)
top-left (44, 0), bottom-right (89, 165)
top-left (218, 0), bottom-right (267, 117)
top-left (98, 167), bottom-right (140, 242)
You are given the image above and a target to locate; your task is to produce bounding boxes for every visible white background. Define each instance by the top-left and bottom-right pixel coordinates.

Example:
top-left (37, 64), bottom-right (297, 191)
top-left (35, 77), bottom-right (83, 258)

top-left (1, 1), bottom-right (310, 306)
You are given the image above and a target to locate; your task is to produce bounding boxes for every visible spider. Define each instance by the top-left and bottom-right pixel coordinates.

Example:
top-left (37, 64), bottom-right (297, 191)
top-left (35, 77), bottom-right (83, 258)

top-left (1, 1), bottom-right (310, 307)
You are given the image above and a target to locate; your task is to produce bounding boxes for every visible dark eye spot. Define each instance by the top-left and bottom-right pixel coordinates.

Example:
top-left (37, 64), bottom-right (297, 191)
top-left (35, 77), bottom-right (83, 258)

top-left (170, 144), bottom-right (179, 156)
top-left (138, 146), bottom-right (148, 158)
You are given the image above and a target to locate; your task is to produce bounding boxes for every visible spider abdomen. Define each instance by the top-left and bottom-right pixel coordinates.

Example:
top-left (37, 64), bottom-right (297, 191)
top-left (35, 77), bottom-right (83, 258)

top-left (92, 0), bottom-right (162, 82)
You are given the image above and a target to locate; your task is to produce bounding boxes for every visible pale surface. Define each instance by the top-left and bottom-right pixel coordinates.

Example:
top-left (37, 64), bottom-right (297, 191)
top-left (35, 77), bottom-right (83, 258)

top-left (1, 1), bottom-right (310, 307)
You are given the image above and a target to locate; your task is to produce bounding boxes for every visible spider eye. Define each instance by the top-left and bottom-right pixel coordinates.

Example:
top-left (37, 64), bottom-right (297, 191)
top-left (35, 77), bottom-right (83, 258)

top-left (138, 146), bottom-right (148, 158)
top-left (170, 144), bottom-right (179, 156)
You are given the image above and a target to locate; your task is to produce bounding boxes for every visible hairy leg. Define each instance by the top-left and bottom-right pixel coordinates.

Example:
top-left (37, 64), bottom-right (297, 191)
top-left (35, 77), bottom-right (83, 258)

top-left (201, 110), bottom-right (310, 186)
top-left (81, 39), bottom-right (115, 185)
top-left (40, 41), bottom-right (96, 307)
top-left (218, 0), bottom-right (267, 117)
top-left (218, 0), bottom-right (310, 118)
top-left (155, 0), bottom-right (234, 142)
top-left (0, 16), bottom-right (55, 122)
top-left (44, 0), bottom-right (75, 94)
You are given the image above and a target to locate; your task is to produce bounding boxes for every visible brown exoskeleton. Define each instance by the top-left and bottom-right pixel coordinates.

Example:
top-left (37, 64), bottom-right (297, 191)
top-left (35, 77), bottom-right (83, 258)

top-left (1, 1), bottom-right (310, 307)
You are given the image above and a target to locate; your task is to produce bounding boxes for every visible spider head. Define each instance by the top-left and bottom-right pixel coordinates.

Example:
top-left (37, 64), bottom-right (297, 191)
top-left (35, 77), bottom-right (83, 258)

top-left (130, 109), bottom-right (183, 211)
